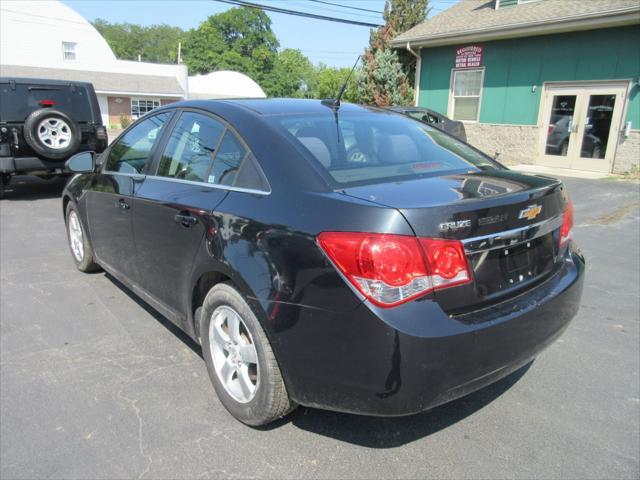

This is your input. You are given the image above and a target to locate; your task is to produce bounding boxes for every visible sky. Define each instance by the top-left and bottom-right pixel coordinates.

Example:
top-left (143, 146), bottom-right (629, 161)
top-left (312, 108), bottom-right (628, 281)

top-left (63, 0), bottom-right (459, 68)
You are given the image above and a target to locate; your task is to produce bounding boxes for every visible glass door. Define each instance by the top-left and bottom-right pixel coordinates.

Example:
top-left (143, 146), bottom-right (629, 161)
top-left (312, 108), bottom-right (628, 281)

top-left (572, 88), bottom-right (625, 172)
top-left (539, 83), bottom-right (628, 172)
top-left (543, 93), bottom-right (579, 162)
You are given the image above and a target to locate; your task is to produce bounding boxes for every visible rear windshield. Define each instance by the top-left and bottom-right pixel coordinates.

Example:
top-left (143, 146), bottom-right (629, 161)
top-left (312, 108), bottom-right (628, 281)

top-left (0, 83), bottom-right (94, 123)
top-left (267, 110), bottom-right (498, 187)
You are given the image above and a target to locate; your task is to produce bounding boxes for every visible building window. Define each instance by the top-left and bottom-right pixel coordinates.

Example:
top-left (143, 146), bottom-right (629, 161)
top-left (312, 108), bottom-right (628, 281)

top-left (450, 69), bottom-right (484, 122)
top-left (62, 42), bottom-right (77, 61)
top-left (131, 99), bottom-right (160, 119)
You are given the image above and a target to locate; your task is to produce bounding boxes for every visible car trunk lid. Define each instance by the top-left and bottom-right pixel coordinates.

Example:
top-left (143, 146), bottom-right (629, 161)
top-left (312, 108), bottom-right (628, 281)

top-left (340, 169), bottom-right (569, 312)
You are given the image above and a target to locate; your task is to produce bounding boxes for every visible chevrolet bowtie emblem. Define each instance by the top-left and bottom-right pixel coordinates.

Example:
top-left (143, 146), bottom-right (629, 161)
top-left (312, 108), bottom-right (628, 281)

top-left (518, 204), bottom-right (542, 221)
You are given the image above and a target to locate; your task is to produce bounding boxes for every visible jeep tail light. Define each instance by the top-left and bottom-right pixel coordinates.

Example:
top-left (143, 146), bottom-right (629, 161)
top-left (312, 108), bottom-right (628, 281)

top-left (39, 99), bottom-right (56, 107)
top-left (317, 232), bottom-right (471, 307)
top-left (560, 199), bottom-right (574, 246)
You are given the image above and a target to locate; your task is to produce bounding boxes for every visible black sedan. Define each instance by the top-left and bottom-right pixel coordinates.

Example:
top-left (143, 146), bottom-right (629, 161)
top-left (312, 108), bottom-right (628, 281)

top-left (386, 106), bottom-right (467, 141)
top-left (62, 99), bottom-right (584, 426)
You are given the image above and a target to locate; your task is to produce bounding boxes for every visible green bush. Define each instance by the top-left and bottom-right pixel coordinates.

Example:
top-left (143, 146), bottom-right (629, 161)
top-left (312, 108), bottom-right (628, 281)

top-left (119, 114), bottom-right (131, 129)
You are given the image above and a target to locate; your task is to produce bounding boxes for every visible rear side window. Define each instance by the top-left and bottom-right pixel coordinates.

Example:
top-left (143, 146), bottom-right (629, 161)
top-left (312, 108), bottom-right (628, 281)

top-left (268, 111), bottom-right (497, 187)
top-left (210, 132), bottom-right (246, 186)
top-left (156, 112), bottom-right (225, 182)
top-left (0, 83), bottom-right (93, 123)
top-left (104, 113), bottom-right (171, 174)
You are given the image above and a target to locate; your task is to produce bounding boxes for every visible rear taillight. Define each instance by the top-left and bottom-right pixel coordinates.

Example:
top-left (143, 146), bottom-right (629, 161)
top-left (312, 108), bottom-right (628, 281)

top-left (95, 126), bottom-right (107, 140)
top-left (317, 232), bottom-right (471, 307)
top-left (560, 199), bottom-right (574, 246)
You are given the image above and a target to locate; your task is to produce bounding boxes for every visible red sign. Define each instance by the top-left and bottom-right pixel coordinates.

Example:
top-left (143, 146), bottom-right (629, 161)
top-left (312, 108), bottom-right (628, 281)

top-left (455, 45), bottom-right (483, 69)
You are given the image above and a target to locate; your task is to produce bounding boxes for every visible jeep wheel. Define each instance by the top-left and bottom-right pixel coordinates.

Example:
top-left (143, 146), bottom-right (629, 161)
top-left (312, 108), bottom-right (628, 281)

top-left (24, 109), bottom-right (81, 160)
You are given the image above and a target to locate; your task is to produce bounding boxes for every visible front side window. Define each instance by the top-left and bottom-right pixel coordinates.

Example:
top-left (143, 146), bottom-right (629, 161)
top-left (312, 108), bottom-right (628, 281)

top-left (268, 111), bottom-right (498, 187)
top-left (105, 113), bottom-right (172, 174)
top-left (156, 112), bottom-right (225, 183)
top-left (450, 69), bottom-right (483, 121)
top-left (131, 99), bottom-right (160, 120)
top-left (62, 42), bottom-right (77, 61)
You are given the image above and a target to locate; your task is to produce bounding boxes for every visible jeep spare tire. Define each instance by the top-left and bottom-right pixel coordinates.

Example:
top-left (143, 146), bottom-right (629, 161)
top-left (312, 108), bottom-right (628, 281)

top-left (23, 109), bottom-right (81, 160)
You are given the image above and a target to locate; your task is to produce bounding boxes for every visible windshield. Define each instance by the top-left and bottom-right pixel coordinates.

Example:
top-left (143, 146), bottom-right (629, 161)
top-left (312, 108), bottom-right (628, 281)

top-left (268, 110), bottom-right (499, 187)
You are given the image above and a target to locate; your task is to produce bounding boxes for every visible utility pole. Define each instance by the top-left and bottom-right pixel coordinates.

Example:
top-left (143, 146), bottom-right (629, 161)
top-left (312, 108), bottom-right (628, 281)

top-left (177, 42), bottom-right (182, 64)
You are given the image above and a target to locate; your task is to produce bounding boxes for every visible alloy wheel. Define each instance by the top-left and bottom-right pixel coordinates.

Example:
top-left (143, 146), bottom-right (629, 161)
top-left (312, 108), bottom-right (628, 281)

top-left (209, 305), bottom-right (259, 403)
top-left (68, 210), bottom-right (84, 262)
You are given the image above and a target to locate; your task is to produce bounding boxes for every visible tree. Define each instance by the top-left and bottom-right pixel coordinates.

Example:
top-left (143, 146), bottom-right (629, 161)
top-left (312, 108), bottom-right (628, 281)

top-left (92, 19), bottom-right (185, 63)
top-left (354, 0), bottom-right (429, 106)
top-left (263, 49), bottom-right (316, 98)
top-left (314, 64), bottom-right (357, 101)
top-left (182, 7), bottom-right (279, 86)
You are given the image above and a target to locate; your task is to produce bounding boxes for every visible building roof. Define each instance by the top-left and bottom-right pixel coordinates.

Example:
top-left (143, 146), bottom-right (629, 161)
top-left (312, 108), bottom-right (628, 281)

top-left (392, 0), bottom-right (640, 48)
top-left (0, 65), bottom-right (184, 97)
top-left (188, 71), bottom-right (266, 99)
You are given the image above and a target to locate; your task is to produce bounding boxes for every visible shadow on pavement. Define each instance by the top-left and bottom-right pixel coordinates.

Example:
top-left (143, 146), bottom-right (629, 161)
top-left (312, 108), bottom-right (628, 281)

top-left (283, 362), bottom-right (532, 447)
top-left (1, 175), bottom-right (69, 201)
top-left (104, 273), bottom-right (203, 358)
top-left (104, 271), bottom-right (532, 448)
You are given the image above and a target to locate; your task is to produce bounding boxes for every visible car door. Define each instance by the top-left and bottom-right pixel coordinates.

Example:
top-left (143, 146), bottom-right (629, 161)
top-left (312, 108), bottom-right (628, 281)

top-left (87, 112), bottom-right (173, 284)
top-left (132, 110), bottom-right (252, 319)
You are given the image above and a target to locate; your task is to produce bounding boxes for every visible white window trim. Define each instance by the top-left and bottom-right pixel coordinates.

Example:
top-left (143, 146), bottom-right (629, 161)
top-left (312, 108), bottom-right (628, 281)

top-left (62, 41), bottom-right (77, 62)
top-left (130, 98), bottom-right (161, 119)
top-left (448, 68), bottom-right (485, 123)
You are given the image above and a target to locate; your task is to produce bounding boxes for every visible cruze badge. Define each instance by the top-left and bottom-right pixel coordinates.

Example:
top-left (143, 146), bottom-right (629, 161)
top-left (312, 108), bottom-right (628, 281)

top-left (518, 204), bottom-right (542, 221)
top-left (439, 219), bottom-right (472, 232)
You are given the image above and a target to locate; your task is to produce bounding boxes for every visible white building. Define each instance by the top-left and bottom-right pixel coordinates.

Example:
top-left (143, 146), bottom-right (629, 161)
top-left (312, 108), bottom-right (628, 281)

top-left (188, 71), bottom-right (266, 99)
top-left (0, 0), bottom-right (265, 128)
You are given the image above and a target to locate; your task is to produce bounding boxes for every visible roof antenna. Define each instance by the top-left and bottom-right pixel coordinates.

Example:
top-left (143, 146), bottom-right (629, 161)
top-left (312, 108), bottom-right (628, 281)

top-left (321, 55), bottom-right (360, 109)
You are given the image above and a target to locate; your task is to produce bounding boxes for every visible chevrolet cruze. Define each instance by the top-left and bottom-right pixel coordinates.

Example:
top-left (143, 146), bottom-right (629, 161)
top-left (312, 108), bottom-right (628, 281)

top-left (62, 99), bottom-right (585, 426)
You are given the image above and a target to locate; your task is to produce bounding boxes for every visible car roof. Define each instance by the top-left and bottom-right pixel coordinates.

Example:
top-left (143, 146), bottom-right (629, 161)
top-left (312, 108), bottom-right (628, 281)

top-left (175, 98), bottom-right (373, 117)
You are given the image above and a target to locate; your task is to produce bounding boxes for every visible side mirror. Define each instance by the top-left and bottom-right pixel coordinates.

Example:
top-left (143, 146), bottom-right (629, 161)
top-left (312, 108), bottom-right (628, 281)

top-left (66, 151), bottom-right (95, 173)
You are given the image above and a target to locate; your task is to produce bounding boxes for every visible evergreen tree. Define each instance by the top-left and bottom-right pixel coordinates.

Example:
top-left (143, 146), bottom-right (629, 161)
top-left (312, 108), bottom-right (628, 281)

top-left (355, 0), bottom-right (429, 106)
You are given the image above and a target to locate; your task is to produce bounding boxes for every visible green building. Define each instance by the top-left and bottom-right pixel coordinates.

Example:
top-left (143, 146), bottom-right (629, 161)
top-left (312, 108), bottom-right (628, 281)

top-left (392, 0), bottom-right (640, 174)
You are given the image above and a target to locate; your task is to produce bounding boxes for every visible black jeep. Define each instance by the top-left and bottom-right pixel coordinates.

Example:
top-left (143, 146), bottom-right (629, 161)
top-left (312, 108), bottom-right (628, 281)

top-left (0, 77), bottom-right (107, 195)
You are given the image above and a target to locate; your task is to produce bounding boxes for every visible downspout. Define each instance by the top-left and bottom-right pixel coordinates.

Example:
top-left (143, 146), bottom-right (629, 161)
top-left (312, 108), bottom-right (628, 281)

top-left (406, 42), bottom-right (421, 107)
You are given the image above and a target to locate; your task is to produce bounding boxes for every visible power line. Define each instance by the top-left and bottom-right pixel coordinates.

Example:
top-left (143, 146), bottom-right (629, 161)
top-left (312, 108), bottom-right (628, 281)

top-left (212, 0), bottom-right (383, 27)
top-left (307, 0), bottom-right (383, 15)
top-left (286, 0), bottom-right (382, 19)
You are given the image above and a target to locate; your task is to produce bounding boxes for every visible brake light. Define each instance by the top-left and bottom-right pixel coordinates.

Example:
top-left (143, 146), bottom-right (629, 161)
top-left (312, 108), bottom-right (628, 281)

top-left (560, 199), bottom-right (574, 246)
top-left (419, 238), bottom-right (471, 289)
top-left (317, 232), bottom-right (471, 307)
top-left (39, 99), bottom-right (56, 107)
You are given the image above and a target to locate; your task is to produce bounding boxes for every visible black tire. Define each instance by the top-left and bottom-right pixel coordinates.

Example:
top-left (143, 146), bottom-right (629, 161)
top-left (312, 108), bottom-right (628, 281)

top-left (560, 140), bottom-right (569, 156)
top-left (23, 109), bottom-right (81, 160)
top-left (591, 145), bottom-right (602, 159)
top-left (65, 202), bottom-right (101, 272)
top-left (200, 282), bottom-right (295, 426)
top-left (0, 174), bottom-right (10, 198)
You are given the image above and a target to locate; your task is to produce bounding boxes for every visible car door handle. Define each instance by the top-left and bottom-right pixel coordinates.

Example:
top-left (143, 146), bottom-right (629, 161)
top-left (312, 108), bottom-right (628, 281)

top-left (174, 213), bottom-right (198, 228)
top-left (116, 199), bottom-right (130, 210)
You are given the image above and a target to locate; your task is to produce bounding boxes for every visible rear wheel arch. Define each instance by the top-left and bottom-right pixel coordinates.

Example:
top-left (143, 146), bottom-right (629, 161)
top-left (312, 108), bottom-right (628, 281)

top-left (190, 268), bottom-right (270, 345)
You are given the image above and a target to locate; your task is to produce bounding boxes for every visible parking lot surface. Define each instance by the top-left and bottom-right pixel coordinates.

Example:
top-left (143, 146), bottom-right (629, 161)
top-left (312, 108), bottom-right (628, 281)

top-left (1, 174), bottom-right (639, 479)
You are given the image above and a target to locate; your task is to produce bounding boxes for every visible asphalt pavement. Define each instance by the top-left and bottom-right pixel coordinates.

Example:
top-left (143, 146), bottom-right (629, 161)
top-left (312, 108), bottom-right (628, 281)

top-left (1, 174), bottom-right (638, 479)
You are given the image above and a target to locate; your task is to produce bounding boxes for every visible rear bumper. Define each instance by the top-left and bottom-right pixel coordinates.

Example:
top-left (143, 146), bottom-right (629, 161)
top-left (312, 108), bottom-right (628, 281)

top-left (269, 246), bottom-right (585, 416)
top-left (0, 156), bottom-right (66, 174)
